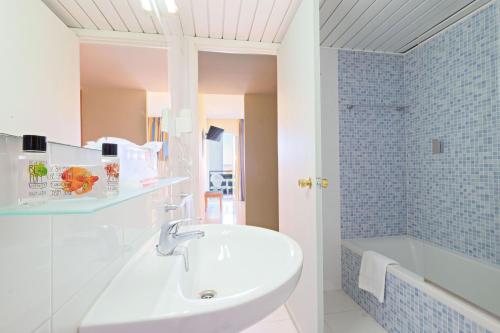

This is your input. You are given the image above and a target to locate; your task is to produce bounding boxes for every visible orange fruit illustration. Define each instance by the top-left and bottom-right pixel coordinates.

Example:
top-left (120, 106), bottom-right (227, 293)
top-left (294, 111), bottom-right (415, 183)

top-left (61, 167), bottom-right (99, 195)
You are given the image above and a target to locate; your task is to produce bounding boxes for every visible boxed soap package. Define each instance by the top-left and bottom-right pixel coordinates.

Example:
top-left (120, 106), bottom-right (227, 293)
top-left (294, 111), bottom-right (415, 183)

top-left (48, 165), bottom-right (105, 199)
top-left (85, 137), bottom-right (161, 189)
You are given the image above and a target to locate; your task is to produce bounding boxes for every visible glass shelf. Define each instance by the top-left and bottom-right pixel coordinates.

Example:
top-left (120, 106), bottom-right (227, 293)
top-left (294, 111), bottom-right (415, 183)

top-left (0, 177), bottom-right (188, 216)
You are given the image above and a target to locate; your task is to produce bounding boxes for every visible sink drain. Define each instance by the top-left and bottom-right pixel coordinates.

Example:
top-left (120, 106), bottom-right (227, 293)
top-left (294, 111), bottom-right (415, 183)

top-left (199, 290), bottom-right (217, 300)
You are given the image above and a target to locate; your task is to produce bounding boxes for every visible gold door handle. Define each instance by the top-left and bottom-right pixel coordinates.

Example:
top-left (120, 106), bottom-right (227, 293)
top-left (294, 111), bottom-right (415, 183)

top-left (298, 177), bottom-right (313, 189)
top-left (318, 178), bottom-right (329, 189)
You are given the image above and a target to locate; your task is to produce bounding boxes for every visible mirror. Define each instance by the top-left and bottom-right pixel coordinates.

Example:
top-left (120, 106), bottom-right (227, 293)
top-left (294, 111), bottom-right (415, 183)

top-left (80, 43), bottom-right (169, 153)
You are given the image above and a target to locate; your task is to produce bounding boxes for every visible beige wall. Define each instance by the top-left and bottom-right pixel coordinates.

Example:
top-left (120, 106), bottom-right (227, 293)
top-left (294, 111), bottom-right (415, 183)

top-left (244, 94), bottom-right (279, 231)
top-left (81, 87), bottom-right (147, 145)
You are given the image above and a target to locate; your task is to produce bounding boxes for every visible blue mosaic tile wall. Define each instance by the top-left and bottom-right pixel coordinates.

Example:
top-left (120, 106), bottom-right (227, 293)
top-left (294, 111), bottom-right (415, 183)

top-left (342, 246), bottom-right (493, 333)
top-left (404, 3), bottom-right (500, 266)
top-left (339, 51), bottom-right (407, 239)
top-left (339, 3), bottom-right (500, 266)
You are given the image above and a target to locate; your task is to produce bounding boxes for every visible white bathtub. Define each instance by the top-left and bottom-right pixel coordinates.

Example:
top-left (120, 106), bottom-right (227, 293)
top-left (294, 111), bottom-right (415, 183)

top-left (342, 236), bottom-right (500, 332)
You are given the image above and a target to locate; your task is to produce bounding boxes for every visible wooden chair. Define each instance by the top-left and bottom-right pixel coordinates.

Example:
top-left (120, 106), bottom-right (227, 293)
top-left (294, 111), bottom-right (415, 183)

top-left (204, 191), bottom-right (223, 211)
top-left (205, 173), bottom-right (224, 211)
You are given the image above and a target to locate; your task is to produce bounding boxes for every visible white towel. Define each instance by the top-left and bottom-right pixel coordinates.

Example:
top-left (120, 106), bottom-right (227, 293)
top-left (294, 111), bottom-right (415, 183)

top-left (358, 251), bottom-right (398, 303)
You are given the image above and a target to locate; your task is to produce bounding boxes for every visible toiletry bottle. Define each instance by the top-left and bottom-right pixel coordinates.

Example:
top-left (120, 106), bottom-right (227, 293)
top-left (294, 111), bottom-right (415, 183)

top-left (18, 135), bottom-right (49, 205)
top-left (102, 143), bottom-right (120, 196)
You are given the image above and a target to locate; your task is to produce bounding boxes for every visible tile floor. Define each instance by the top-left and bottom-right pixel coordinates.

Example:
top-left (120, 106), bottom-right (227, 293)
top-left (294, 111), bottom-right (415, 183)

top-left (240, 290), bottom-right (386, 333)
top-left (204, 197), bottom-right (245, 225)
top-left (241, 306), bottom-right (297, 333)
top-left (324, 290), bottom-right (386, 333)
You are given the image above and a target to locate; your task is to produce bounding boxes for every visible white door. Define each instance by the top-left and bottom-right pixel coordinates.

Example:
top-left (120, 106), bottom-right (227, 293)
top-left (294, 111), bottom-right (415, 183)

top-left (277, 0), bottom-right (323, 333)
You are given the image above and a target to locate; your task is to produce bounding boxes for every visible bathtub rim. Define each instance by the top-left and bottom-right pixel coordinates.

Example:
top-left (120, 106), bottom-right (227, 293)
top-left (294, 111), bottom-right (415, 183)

top-left (341, 236), bottom-right (500, 332)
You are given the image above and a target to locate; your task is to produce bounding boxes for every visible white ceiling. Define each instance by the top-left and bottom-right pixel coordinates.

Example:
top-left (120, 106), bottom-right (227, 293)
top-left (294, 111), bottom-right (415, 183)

top-left (44, 0), bottom-right (492, 53)
top-left (319, 0), bottom-right (492, 53)
top-left (42, 0), bottom-right (302, 43)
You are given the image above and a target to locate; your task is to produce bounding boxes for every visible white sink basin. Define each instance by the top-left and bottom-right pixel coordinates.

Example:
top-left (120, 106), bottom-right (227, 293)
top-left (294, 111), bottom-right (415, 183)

top-left (80, 224), bottom-right (303, 333)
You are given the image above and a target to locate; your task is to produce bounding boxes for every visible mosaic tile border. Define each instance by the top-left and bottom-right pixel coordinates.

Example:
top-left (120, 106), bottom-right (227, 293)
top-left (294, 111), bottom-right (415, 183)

top-left (341, 246), bottom-right (493, 333)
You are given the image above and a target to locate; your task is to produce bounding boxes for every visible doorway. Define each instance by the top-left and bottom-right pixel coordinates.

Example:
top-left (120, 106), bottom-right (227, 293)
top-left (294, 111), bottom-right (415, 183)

top-left (204, 119), bottom-right (245, 225)
top-left (197, 51), bottom-right (277, 229)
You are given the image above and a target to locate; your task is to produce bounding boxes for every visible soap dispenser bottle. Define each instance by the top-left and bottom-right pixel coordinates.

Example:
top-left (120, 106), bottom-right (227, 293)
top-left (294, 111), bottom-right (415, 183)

top-left (102, 143), bottom-right (120, 196)
top-left (18, 135), bottom-right (49, 205)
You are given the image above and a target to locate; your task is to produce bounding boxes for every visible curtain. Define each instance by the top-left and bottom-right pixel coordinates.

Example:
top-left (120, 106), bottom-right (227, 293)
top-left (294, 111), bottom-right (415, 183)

top-left (147, 117), bottom-right (169, 160)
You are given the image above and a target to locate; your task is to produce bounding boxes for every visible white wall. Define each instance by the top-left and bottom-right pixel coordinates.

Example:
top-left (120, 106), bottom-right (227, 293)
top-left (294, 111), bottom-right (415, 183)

top-left (167, 38), bottom-right (201, 219)
top-left (197, 95), bottom-right (208, 215)
top-left (0, 0), bottom-right (80, 146)
top-left (0, 196), bottom-right (159, 333)
top-left (277, 0), bottom-right (323, 332)
top-left (320, 48), bottom-right (342, 291)
top-left (0, 134), bottom-right (169, 333)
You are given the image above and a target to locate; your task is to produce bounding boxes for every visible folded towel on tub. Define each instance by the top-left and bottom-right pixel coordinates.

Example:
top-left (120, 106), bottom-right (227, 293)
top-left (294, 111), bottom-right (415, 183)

top-left (358, 251), bottom-right (398, 303)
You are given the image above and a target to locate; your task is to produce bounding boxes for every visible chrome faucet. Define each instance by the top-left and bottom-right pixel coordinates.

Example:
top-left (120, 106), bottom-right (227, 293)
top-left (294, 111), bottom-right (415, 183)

top-left (156, 218), bottom-right (205, 256)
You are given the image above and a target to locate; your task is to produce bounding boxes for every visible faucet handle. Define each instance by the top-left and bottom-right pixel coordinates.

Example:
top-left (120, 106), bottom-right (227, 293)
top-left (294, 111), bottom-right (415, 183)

top-left (164, 218), bottom-right (191, 234)
top-left (155, 194), bottom-right (192, 212)
top-left (155, 203), bottom-right (179, 212)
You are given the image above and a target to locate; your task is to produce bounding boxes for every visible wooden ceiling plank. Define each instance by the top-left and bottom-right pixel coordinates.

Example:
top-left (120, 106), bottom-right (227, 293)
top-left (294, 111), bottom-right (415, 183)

top-left (222, 0), bottom-right (241, 39)
top-left (127, 0), bottom-right (158, 33)
top-left (58, 0), bottom-right (97, 29)
top-left (166, 15), bottom-right (186, 36)
top-left (152, 13), bottom-right (166, 35)
top-left (109, 0), bottom-right (142, 32)
top-left (320, 0), bottom-right (342, 27)
top-left (321, 0), bottom-right (378, 47)
top-left (398, 0), bottom-right (492, 52)
top-left (92, 0), bottom-right (128, 31)
top-left (149, 1), bottom-right (169, 35)
top-left (273, 0), bottom-right (301, 42)
top-left (77, 0), bottom-right (113, 31)
top-left (368, 0), bottom-right (448, 51)
top-left (175, 0), bottom-right (195, 36)
top-left (192, 0), bottom-right (210, 38)
top-left (249, 0), bottom-right (276, 42)
top-left (342, 0), bottom-right (410, 49)
top-left (353, 0), bottom-right (419, 50)
top-left (43, 0), bottom-right (83, 28)
top-left (75, 0), bottom-right (113, 30)
top-left (383, 0), bottom-right (472, 52)
top-left (320, 0), bottom-right (358, 43)
top-left (208, 0), bottom-right (225, 39)
top-left (236, 0), bottom-right (259, 41)
top-left (329, 0), bottom-right (392, 48)
top-left (261, 0), bottom-right (291, 43)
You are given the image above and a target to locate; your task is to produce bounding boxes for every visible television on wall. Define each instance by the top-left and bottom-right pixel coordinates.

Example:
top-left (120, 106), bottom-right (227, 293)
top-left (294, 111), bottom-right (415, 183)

top-left (206, 126), bottom-right (224, 142)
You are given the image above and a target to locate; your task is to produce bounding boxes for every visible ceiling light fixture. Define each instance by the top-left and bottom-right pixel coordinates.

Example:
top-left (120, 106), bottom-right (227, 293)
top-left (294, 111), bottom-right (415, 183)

top-left (141, 0), bottom-right (153, 12)
top-left (165, 0), bottom-right (178, 13)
